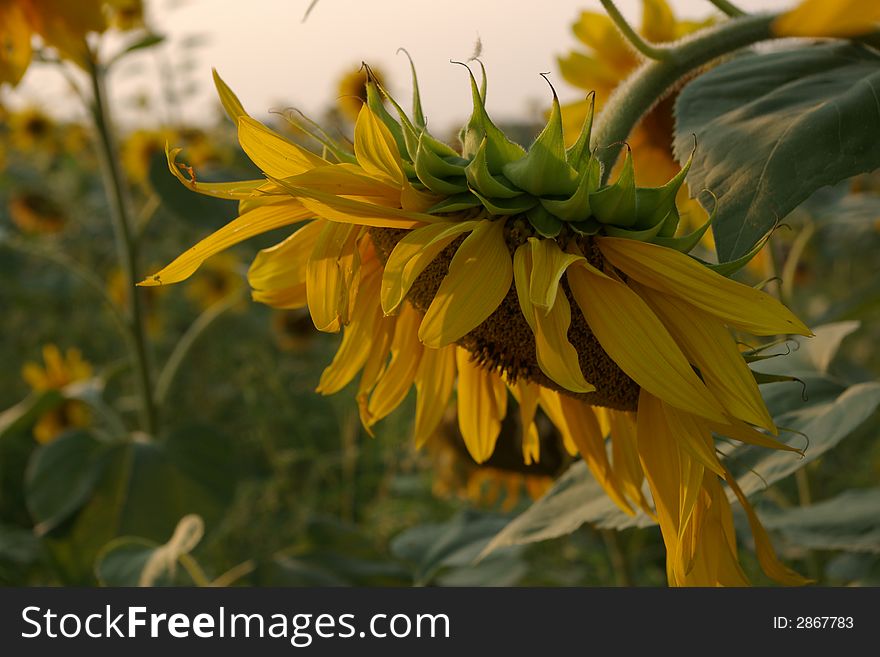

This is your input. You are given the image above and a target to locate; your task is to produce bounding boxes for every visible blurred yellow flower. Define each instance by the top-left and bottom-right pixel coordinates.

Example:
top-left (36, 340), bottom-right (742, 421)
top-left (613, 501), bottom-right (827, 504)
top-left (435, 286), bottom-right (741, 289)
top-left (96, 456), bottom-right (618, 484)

top-left (774, 0), bottom-right (880, 38)
top-left (21, 345), bottom-right (92, 443)
top-left (336, 65), bottom-right (387, 123)
top-left (8, 190), bottom-right (66, 234)
top-left (121, 127), bottom-right (177, 184)
top-left (185, 252), bottom-right (244, 311)
top-left (8, 106), bottom-right (55, 152)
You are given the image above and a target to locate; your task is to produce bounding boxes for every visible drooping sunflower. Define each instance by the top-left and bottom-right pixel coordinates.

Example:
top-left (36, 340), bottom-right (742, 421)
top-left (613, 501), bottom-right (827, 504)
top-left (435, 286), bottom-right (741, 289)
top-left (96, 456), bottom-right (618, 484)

top-left (21, 344), bottom-right (92, 443)
top-left (141, 62), bottom-right (812, 586)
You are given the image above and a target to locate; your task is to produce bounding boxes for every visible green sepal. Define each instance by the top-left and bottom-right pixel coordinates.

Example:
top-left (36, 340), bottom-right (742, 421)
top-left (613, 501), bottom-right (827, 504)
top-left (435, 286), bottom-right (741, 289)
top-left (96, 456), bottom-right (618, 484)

top-left (569, 218), bottom-right (601, 235)
top-left (414, 133), bottom-right (468, 194)
top-left (565, 91), bottom-right (595, 171)
top-left (703, 230), bottom-right (771, 277)
top-left (457, 62), bottom-right (526, 168)
top-left (398, 48), bottom-right (426, 128)
top-left (752, 371), bottom-right (805, 387)
top-left (657, 208), bottom-right (680, 237)
top-left (633, 145), bottom-right (693, 229)
top-left (428, 192), bottom-right (483, 214)
top-left (465, 137), bottom-right (522, 198)
top-left (603, 215), bottom-right (665, 241)
top-left (589, 147), bottom-right (637, 227)
top-left (471, 190), bottom-right (537, 215)
top-left (539, 158), bottom-right (598, 222)
top-left (526, 205), bottom-right (563, 238)
top-left (501, 85), bottom-right (578, 197)
top-left (740, 338), bottom-right (793, 363)
top-left (652, 202), bottom-right (714, 253)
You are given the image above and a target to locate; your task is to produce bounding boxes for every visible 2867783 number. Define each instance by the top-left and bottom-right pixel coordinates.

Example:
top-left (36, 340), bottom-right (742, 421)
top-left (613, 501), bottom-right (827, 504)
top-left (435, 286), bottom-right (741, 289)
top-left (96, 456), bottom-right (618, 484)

top-left (796, 617), bottom-right (853, 629)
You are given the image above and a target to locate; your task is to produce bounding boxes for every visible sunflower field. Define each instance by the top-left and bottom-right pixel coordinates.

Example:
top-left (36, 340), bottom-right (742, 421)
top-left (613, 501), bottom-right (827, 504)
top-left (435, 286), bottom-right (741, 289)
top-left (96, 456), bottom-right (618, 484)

top-left (2, 0), bottom-right (880, 589)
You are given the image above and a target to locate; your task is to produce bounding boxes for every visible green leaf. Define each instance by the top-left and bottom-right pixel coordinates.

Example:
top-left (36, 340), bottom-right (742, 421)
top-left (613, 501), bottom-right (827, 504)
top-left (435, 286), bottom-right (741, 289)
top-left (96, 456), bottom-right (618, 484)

top-left (25, 430), bottom-right (110, 535)
top-left (674, 43), bottom-right (880, 261)
top-left (758, 488), bottom-right (880, 554)
top-left (36, 425), bottom-right (237, 584)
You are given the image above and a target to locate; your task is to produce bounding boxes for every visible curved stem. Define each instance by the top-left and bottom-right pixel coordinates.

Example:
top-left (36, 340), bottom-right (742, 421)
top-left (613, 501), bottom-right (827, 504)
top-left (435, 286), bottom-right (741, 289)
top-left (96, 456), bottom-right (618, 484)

top-left (591, 13), bottom-right (777, 182)
top-left (707, 0), bottom-right (746, 18)
top-left (154, 294), bottom-right (241, 407)
top-left (88, 58), bottom-right (158, 435)
top-left (599, 0), bottom-right (671, 61)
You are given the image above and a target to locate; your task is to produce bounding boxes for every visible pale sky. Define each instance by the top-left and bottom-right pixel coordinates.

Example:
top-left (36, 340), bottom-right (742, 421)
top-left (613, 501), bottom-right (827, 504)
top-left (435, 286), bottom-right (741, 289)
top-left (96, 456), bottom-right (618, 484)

top-left (4, 0), bottom-right (793, 134)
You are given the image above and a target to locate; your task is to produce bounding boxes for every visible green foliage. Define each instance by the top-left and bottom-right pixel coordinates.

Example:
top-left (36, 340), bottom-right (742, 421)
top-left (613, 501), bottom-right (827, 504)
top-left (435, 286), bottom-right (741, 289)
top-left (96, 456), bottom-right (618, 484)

top-left (674, 43), bottom-right (880, 261)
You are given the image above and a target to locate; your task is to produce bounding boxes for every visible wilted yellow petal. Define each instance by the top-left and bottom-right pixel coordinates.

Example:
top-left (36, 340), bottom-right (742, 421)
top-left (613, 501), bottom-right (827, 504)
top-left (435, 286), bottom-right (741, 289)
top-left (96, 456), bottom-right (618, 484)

top-left (661, 402), bottom-right (723, 477)
top-left (568, 260), bottom-right (726, 423)
top-left (724, 467), bottom-right (812, 586)
top-left (413, 345), bottom-right (457, 447)
top-left (637, 285), bottom-right (776, 432)
top-left (515, 245), bottom-right (594, 393)
top-left (366, 304), bottom-right (424, 425)
top-left (139, 202), bottom-right (312, 286)
top-left (166, 147), bottom-right (265, 199)
top-left (248, 220), bottom-right (323, 309)
top-left (419, 219), bottom-right (512, 348)
top-left (456, 349), bottom-right (506, 463)
top-left (306, 222), bottom-right (360, 332)
top-left (238, 115), bottom-right (326, 178)
top-left (709, 417), bottom-right (801, 454)
top-left (774, 0), bottom-right (880, 38)
top-left (212, 69), bottom-right (247, 122)
top-left (354, 105), bottom-right (406, 185)
top-left (637, 391), bottom-right (682, 537)
top-left (598, 237), bottom-right (812, 337)
top-left (540, 389), bottom-right (633, 514)
top-left (381, 221), bottom-right (478, 314)
top-left (511, 380), bottom-right (542, 465)
top-left (317, 267), bottom-right (384, 394)
top-left (607, 410), bottom-right (653, 515)
top-left (525, 238), bottom-right (584, 310)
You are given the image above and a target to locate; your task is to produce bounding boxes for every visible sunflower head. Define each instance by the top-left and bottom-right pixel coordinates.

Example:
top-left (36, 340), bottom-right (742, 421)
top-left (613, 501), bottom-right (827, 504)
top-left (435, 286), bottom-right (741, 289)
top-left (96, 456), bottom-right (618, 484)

top-left (336, 64), bottom-right (387, 123)
top-left (8, 191), bottom-right (67, 234)
top-left (8, 107), bottom-right (55, 152)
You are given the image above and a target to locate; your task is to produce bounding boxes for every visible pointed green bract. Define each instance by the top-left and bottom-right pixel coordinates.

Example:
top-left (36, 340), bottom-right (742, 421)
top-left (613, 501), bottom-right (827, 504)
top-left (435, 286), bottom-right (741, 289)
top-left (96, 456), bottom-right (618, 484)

top-left (457, 62), bottom-right (526, 169)
top-left (471, 190), bottom-right (538, 215)
top-left (589, 147), bottom-right (637, 227)
top-left (465, 138), bottom-right (523, 198)
top-left (539, 162), bottom-right (596, 222)
top-left (634, 145), bottom-right (694, 229)
top-left (398, 48), bottom-right (426, 128)
top-left (566, 92), bottom-right (596, 171)
top-left (502, 85), bottom-right (579, 197)
top-left (526, 205), bottom-right (563, 238)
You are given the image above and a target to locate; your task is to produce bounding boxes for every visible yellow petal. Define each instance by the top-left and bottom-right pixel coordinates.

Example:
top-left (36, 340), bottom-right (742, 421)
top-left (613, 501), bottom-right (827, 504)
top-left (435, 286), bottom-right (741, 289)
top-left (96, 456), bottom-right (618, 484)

top-left (356, 314), bottom-right (397, 433)
top-left (723, 467), bottom-right (812, 586)
top-left (515, 245), bottom-right (594, 393)
top-left (640, 0), bottom-right (676, 43)
top-left (381, 221), bottom-right (478, 314)
top-left (238, 115), bottom-right (326, 178)
top-left (354, 105), bottom-right (406, 185)
top-left (525, 237), bottom-right (584, 311)
top-left (539, 389), bottom-right (633, 514)
top-left (636, 391), bottom-right (682, 537)
top-left (212, 69), bottom-right (247, 122)
top-left (637, 285), bottom-right (776, 432)
top-left (413, 345), bottom-right (457, 447)
top-left (660, 402), bottom-right (724, 477)
top-left (567, 260), bottom-right (726, 423)
top-left (598, 237), bottom-right (812, 336)
top-left (366, 304), bottom-right (424, 425)
top-left (511, 379), bottom-right (541, 465)
top-left (166, 146), bottom-right (265, 199)
top-left (317, 267), bottom-right (384, 395)
top-left (306, 222), bottom-right (360, 332)
top-left (774, 0), bottom-right (880, 38)
top-left (0, 2), bottom-right (33, 86)
top-left (283, 163), bottom-right (402, 200)
top-left (248, 220), bottom-right (323, 309)
top-left (709, 417), bottom-right (801, 454)
top-left (607, 410), bottom-right (653, 515)
top-left (456, 349), bottom-right (505, 463)
top-left (139, 202), bottom-right (312, 286)
top-left (419, 219), bottom-right (512, 348)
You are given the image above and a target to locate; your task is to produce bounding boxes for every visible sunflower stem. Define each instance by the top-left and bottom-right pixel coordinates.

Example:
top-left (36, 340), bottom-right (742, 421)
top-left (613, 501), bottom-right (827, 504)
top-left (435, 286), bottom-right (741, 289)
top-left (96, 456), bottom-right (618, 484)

top-left (599, 0), bottom-right (672, 61)
top-left (591, 13), bottom-right (777, 183)
top-left (87, 56), bottom-right (158, 436)
top-left (707, 0), bottom-right (746, 18)
top-left (154, 293), bottom-right (242, 407)
top-left (600, 529), bottom-right (632, 586)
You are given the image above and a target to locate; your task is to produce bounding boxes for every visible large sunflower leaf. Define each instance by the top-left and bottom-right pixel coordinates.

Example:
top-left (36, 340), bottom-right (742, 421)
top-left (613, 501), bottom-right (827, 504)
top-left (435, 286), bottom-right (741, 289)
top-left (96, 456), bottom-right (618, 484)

top-left (674, 43), bottom-right (880, 262)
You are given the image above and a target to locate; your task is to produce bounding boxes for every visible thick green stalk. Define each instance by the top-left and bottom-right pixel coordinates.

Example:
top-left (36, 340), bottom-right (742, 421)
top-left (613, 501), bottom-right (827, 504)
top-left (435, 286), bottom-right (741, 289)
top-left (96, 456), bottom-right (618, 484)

top-left (591, 13), bottom-right (777, 182)
top-left (88, 59), bottom-right (158, 435)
